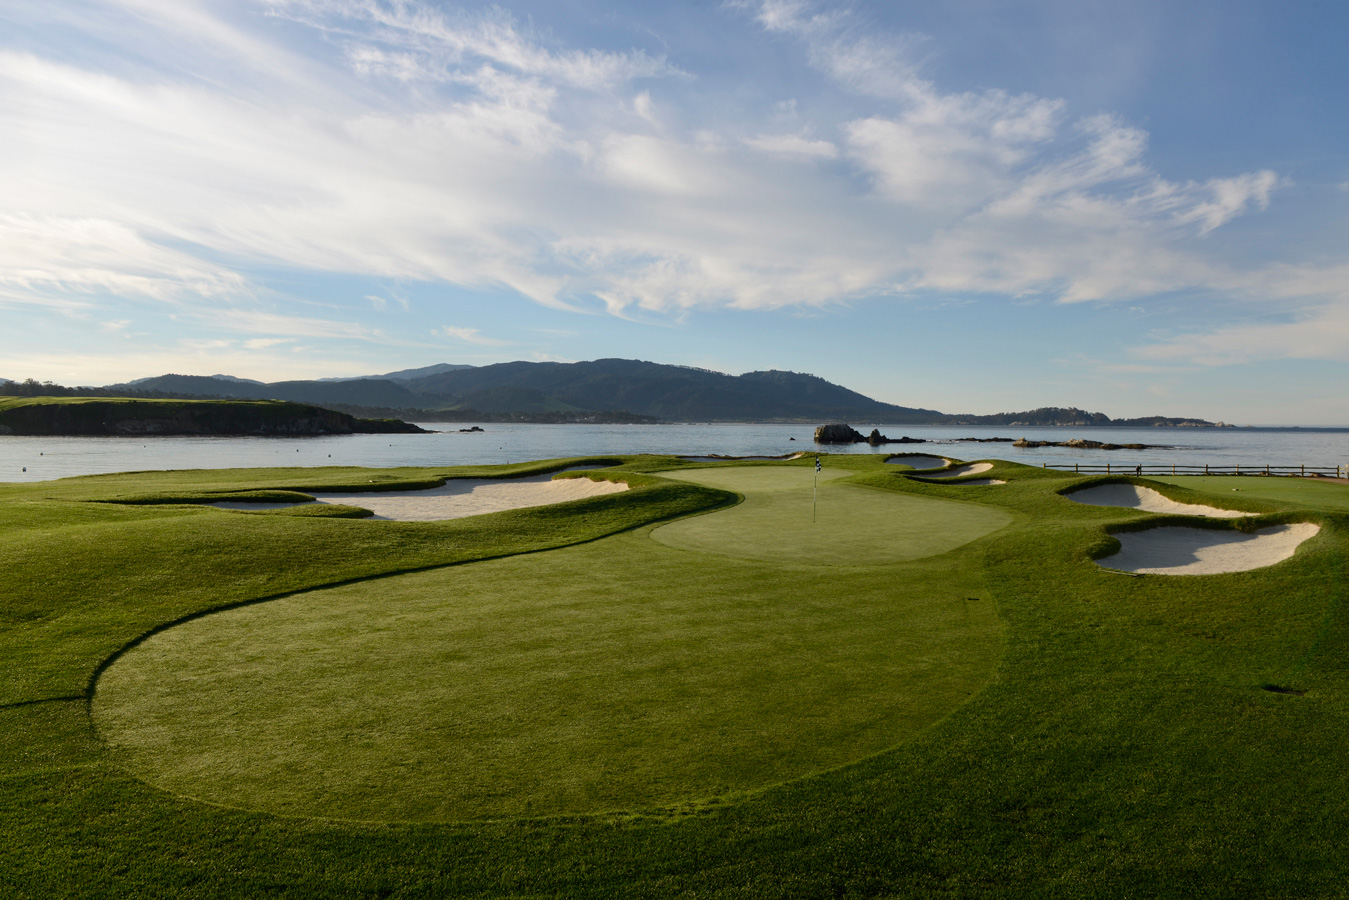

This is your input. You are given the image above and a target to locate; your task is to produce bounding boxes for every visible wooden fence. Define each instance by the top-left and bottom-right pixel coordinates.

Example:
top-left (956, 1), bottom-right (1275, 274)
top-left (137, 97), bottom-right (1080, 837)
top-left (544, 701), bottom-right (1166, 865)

top-left (1042, 463), bottom-right (1345, 478)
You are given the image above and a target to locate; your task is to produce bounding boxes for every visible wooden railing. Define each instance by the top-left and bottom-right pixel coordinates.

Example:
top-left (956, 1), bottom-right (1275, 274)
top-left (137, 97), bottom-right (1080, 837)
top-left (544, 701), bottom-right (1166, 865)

top-left (1042, 463), bottom-right (1345, 477)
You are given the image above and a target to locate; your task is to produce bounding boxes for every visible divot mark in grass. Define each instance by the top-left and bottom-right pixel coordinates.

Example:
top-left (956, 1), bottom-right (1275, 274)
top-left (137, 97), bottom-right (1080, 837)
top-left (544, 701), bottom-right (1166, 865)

top-left (1261, 683), bottom-right (1307, 696)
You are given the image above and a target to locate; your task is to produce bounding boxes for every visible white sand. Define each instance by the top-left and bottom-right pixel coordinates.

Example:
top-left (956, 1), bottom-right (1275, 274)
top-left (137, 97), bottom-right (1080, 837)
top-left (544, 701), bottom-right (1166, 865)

top-left (206, 473), bottom-right (627, 521)
top-left (1068, 483), bottom-right (1248, 518)
top-left (918, 462), bottom-right (994, 480)
top-left (936, 478), bottom-right (1005, 486)
top-left (313, 475), bottom-right (627, 521)
top-left (885, 454), bottom-right (949, 470)
top-left (1098, 523), bottom-right (1320, 575)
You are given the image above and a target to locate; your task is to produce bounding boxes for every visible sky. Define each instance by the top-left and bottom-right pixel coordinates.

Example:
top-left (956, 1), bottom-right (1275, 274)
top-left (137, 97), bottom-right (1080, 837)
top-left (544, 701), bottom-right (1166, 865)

top-left (2, 0), bottom-right (1347, 424)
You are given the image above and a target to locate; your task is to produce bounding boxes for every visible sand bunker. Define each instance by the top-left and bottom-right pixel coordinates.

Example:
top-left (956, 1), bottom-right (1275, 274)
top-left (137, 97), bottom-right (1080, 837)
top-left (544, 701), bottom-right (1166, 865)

top-left (1098, 523), bottom-right (1320, 575)
top-left (1068, 483), bottom-right (1248, 518)
top-left (917, 462), bottom-right (994, 480)
top-left (886, 454), bottom-right (949, 470)
top-left (207, 473), bottom-right (626, 521)
top-left (934, 478), bottom-right (1005, 486)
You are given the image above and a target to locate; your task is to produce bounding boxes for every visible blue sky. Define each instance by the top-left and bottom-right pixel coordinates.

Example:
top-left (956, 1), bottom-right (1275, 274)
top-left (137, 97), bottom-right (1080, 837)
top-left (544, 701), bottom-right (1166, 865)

top-left (2, 0), bottom-right (1347, 424)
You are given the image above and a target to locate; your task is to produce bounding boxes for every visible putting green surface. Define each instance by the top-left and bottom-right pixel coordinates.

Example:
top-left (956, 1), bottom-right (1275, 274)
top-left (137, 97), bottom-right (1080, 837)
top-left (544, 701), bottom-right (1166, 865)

top-left (1155, 475), bottom-right (1349, 511)
top-left (654, 465), bottom-right (1014, 565)
top-left (93, 465), bottom-right (1008, 823)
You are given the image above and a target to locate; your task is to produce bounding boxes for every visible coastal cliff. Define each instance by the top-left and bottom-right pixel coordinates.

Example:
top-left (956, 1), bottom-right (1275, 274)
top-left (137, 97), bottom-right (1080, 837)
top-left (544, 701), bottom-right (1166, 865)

top-left (0, 397), bottom-right (426, 436)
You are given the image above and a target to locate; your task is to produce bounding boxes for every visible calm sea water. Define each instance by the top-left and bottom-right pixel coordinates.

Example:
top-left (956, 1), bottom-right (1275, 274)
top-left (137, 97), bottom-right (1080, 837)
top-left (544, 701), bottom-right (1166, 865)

top-left (4, 423), bottom-right (1348, 484)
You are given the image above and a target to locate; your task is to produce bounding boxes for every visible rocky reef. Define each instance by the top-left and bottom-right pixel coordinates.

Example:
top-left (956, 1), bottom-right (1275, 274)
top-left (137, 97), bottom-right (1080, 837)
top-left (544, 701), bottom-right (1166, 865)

top-left (1013, 437), bottom-right (1158, 451)
top-left (813, 424), bottom-right (928, 445)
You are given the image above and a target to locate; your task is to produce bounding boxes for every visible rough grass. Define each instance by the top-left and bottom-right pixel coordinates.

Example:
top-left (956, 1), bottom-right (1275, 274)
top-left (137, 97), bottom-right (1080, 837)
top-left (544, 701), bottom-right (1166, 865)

top-left (2, 456), bottom-right (1348, 897)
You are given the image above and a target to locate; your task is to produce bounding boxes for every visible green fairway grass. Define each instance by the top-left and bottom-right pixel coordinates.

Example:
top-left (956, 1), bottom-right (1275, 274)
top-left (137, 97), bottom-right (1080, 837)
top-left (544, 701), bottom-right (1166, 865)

top-left (1155, 474), bottom-right (1349, 511)
top-left (5, 458), bottom-right (1349, 897)
top-left (94, 530), bottom-right (1001, 821)
top-left (654, 465), bottom-right (1013, 565)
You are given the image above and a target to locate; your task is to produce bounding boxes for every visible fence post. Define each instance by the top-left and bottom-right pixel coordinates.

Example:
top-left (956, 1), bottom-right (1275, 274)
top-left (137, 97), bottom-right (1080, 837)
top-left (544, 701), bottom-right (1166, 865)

top-left (1107, 463), bottom-right (1111, 475)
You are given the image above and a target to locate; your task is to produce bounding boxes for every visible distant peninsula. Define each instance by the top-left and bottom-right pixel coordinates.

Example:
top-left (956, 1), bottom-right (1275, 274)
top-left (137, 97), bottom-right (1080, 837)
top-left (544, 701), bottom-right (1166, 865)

top-left (1, 359), bottom-right (1229, 427)
top-left (0, 397), bottom-right (426, 437)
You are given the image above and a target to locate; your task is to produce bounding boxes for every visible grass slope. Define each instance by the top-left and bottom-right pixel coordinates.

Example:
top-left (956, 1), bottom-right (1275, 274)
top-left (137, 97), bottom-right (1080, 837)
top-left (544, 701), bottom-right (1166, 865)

top-left (2, 458), bottom-right (1347, 897)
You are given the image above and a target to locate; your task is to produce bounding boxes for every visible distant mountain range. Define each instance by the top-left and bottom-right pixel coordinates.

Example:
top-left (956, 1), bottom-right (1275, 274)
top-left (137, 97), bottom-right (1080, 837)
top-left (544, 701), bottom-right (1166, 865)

top-left (1, 359), bottom-right (1227, 427)
top-left (314, 363), bottom-right (476, 383)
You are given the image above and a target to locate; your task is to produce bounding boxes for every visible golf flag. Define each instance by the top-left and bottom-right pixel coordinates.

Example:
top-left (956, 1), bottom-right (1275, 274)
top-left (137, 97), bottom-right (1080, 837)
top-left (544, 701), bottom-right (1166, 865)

top-left (813, 456), bottom-right (820, 523)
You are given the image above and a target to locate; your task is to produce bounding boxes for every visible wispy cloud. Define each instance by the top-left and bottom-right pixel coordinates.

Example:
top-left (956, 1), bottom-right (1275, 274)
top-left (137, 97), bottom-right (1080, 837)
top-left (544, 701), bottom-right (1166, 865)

top-left (0, 211), bottom-right (245, 305)
top-left (0, 0), bottom-right (1329, 368)
top-left (742, 133), bottom-right (839, 159)
top-left (266, 0), bottom-right (678, 89)
top-left (1133, 267), bottom-right (1349, 366)
top-left (434, 325), bottom-right (507, 346)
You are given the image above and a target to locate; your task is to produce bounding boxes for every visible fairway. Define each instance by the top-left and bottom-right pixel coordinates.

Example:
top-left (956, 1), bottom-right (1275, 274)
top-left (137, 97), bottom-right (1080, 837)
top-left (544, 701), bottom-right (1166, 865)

top-left (94, 525), bottom-right (1003, 822)
top-left (654, 465), bottom-right (1013, 565)
top-left (15, 455), bottom-right (1349, 897)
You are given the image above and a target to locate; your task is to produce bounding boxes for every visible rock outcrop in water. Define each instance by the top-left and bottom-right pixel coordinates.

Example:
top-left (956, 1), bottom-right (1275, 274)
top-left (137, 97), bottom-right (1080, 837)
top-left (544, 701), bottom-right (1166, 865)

top-left (814, 424), bottom-right (929, 445)
top-left (1013, 437), bottom-right (1157, 451)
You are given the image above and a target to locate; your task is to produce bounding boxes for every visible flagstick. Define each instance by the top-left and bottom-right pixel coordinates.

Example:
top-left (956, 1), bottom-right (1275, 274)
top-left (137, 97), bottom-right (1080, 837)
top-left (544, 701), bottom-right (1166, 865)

top-left (813, 457), bottom-right (819, 523)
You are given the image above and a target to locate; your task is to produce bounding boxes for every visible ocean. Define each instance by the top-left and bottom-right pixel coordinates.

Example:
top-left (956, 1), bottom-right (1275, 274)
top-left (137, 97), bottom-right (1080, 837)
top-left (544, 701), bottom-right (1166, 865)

top-left (3, 423), bottom-right (1348, 483)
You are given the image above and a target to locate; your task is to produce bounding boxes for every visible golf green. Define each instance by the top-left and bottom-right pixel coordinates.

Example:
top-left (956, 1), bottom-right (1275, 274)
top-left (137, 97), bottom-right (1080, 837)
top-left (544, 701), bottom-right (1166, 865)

top-left (653, 465), bottom-right (1014, 565)
top-left (1154, 475), bottom-right (1349, 511)
top-left (92, 467), bottom-right (1008, 823)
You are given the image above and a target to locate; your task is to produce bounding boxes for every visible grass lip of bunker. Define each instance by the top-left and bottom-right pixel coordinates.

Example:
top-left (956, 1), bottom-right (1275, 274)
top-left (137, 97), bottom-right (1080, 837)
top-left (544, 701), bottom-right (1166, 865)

top-left (1067, 481), bottom-right (1250, 518)
top-left (202, 465), bottom-right (626, 521)
top-left (915, 462), bottom-right (996, 481)
top-left (1096, 521), bottom-right (1322, 575)
top-left (884, 454), bottom-right (950, 470)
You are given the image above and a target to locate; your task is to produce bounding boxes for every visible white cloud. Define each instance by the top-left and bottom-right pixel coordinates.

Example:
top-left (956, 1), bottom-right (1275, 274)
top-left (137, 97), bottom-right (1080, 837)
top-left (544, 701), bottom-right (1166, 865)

top-left (0, 0), bottom-right (1319, 363)
top-left (1176, 170), bottom-right (1282, 235)
top-left (435, 325), bottom-right (507, 346)
top-left (1137, 304), bottom-right (1349, 367)
top-left (265, 0), bottom-right (677, 89)
top-left (194, 308), bottom-right (399, 343)
top-left (742, 133), bottom-right (838, 159)
top-left (1133, 265), bottom-right (1349, 366)
top-left (0, 211), bottom-right (244, 306)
